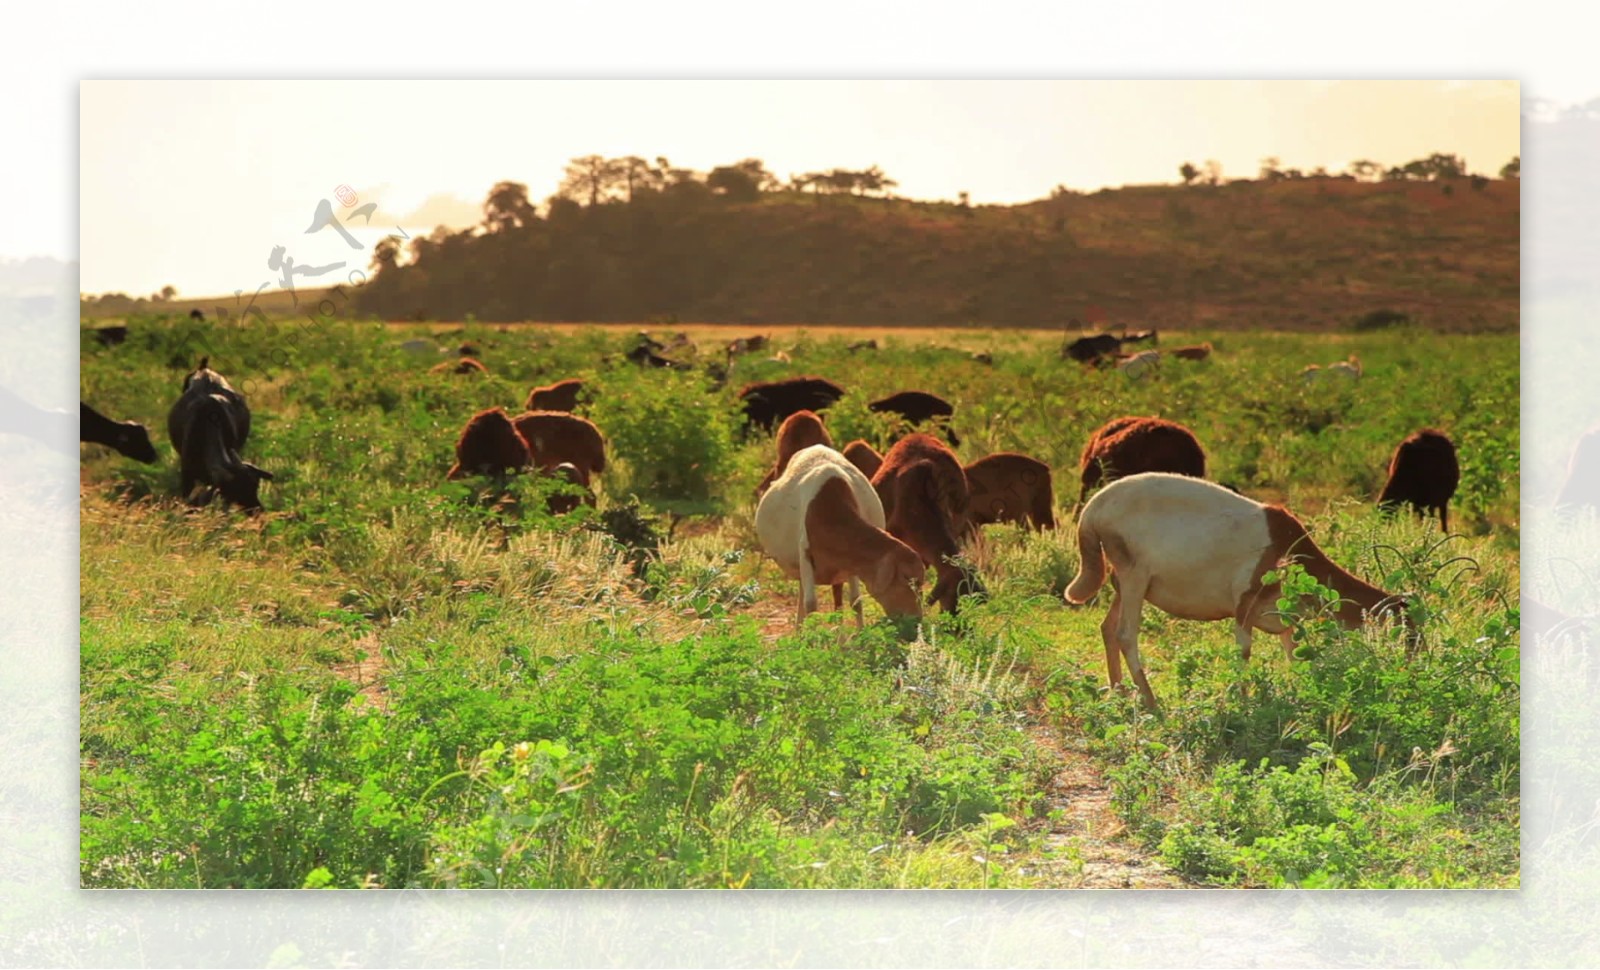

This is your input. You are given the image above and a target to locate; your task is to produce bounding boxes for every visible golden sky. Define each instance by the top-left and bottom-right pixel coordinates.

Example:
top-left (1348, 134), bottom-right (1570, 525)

top-left (79, 80), bottom-right (1521, 298)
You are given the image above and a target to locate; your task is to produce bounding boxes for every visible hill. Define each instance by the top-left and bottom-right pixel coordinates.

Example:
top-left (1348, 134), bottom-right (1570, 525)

top-left (353, 177), bottom-right (1517, 332)
top-left (90, 177), bottom-right (1518, 333)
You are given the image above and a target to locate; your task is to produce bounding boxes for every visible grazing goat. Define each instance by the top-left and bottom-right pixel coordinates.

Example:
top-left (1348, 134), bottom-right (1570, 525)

top-left (1170, 343), bottom-right (1213, 361)
top-left (726, 335), bottom-right (768, 357)
top-left (848, 339), bottom-right (879, 352)
top-left (964, 452), bottom-right (1056, 531)
top-left (189, 308), bottom-right (206, 321)
top-left (869, 391), bottom-right (954, 424)
top-left (872, 433), bottom-right (977, 613)
top-left (92, 325), bottom-right (128, 347)
top-left (756, 410), bottom-right (834, 498)
top-left (869, 390), bottom-right (959, 446)
top-left (1302, 355), bottom-right (1362, 383)
top-left (542, 462), bottom-right (596, 515)
top-left (525, 378), bottom-right (585, 413)
top-left (167, 359), bottom-right (273, 511)
top-left (430, 357), bottom-right (489, 376)
top-left (1065, 473), bottom-right (1413, 712)
top-left (1078, 416), bottom-right (1207, 506)
top-left (1064, 333), bottom-right (1123, 363)
top-left (1117, 350), bottom-right (1160, 381)
top-left (80, 402), bottom-right (158, 463)
top-left (739, 376), bottom-right (846, 434)
top-left (1555, 426), bottom-right (1600, 509)
top-left (626, 344), bottom-right (691, 369)
top-left (1377, 429), bottom-right (1460, 532)
top-left (755, 444), bottom-right (924, 626)
top-left (447, 407), bottom-right (531, 481)
top-left (843, 439), bottom-right (884, 479)
top-left (511, 410), bottom-right (607, 483)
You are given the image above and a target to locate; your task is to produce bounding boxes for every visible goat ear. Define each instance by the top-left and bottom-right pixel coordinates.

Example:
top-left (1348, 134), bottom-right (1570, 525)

top-left (243, 462), bottom-right (274, 481)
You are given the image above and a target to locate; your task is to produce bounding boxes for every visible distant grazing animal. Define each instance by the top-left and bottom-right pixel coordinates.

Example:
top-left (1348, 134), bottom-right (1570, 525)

top-left (1065, 472), bottom-right (1414, 712)
top-left (739, 376), bottom-right (847, 434)
top-left (633, 330), bottom-right (666, 353)
top-left (511, 410), bottom-right (607, 483)
top-left (1555, 426), bottom-right (1600, 509)
top-left (757, 410), bottom-right (834, 498)
top-left (92, 326), bottom-right (128, 347)
top-left (848, 340), bottom-right (879, 352)
top-left (869, 390), bottom-right (959, 446)
top-left (167, 358), bottom-right (273, 511)
top-left (626, 344), bottom-right (691, 369)
top-left (872, 432), bottom-right (977, 613)
top-left (964, 452), bottom-right (1055, 531)
top-left (542, 461), bottom-right (596, 515)
top-left (1302, 355), bottom-right (1362, 383)
top-left (1065, 333), bottom-right (1124, 363)
top-left (1377, 429), bottom-right (1460, 532)
top-left (842, 439), bottom-right (884, 479)
top-left (1117, 350), bottom-right (1161, 381)
top-left (1078, 416), bottom-right (1207, 506)
top-left (726, 335), bottom-right (769, 357)
top-left (526, 379), bottom-right (585, 413)
top-left (446, 407), bottom-right (531, 482)
top-left (970, 351), bottom-right (994, 365)
top-left (755, 444), bottom-right (924, 627)
top-left (430, 357), bottom-right (488, 376)
top-left (869, 390), bottom-right (954, 424)
top-left (80, 402), bottom-right (158, 463)
top-left (457, 343), bottom-right (480, 358)
top-left (1170, 343), bottom-right (1213, 361)
top-left (189, 309), bottom-right (205, 321)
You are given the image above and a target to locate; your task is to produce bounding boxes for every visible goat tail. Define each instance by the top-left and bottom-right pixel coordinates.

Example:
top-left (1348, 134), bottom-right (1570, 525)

top-left (1064, 514), bottom-right (1107, 604)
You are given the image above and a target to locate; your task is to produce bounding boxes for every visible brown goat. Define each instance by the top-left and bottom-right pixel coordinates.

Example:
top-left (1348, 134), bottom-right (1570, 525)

top-left (511, 410), bottom-right (607, 482)
top-left (447, 408), bottom-right (531, 481)
top-left (1377, 429), bottom-right (1460, 532)
top-left (756, 410), bottom-right (835, 498)
top-left (430, 357), bottom-right (489, 375)
top-left (843, 439), bottom-right (884, 479)
top-left (1169, 343), bottom-right (1213, 361)
top-left (872, 433), bottom-right (976, 613)
top-left (964, 452), bottom-right (1056, 531)
top-left (1078, 416), bottom-right (1207, 506)
top-left (542, 462), bottom-right (596, 515)
top-left (525, 378), bottom-right (585, 413)
top-left (755, 446), bottom-right (924, 626)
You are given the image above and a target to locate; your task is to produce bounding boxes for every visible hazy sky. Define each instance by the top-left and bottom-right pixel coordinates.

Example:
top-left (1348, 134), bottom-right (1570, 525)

top-left (78, 79), bottom-right (1522, 299)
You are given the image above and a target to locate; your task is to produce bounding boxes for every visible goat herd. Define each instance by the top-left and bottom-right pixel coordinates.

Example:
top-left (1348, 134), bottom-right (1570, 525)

top-left (78, 331), bottom-right (1492, 714)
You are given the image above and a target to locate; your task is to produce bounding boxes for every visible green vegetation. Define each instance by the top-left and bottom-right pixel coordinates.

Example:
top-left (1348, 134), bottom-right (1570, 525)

top-left (80, 314), bottom-right (1518, 888)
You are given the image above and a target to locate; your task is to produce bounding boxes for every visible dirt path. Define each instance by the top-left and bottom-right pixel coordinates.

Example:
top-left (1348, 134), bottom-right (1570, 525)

top-left (752, 589), bottom-right (1188, 888)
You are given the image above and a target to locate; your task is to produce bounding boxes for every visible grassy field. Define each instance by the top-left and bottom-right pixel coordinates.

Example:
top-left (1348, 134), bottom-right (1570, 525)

top-left (79, 313), bottom-right (1520, 889)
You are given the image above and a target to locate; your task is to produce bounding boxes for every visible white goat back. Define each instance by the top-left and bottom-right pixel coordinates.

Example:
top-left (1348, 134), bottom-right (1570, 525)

top-left (1077, 472), bottom-right (1271, 620)
top-left (755, 444), bottom-right (884, 579)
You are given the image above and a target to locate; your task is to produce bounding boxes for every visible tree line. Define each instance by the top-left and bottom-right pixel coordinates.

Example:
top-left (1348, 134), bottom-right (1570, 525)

top-left (1180, 152), bottom-right (1520, 186)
